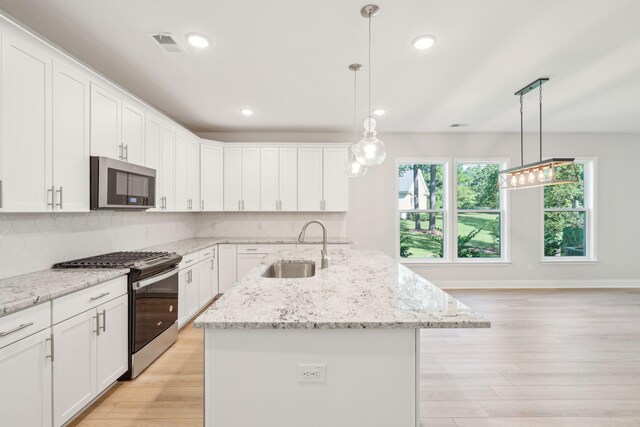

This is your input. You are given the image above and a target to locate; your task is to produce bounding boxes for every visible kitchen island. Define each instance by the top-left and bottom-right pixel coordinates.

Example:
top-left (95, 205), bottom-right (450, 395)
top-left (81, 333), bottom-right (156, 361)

top-left (194, 249), bottom-right (489, 427)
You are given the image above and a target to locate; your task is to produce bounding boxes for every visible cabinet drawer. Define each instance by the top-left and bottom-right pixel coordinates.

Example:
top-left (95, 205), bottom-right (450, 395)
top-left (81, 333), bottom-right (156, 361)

top-left (199, 246), bottom-right (215, 260)
top-left (52, 276), bottom-right (127, 324)
top-left (236, 244), bottom-right (295, 254)
top-left (179, 251), bottom-right (200, 270)
top-left (0, 302), bottom-right (51, 349)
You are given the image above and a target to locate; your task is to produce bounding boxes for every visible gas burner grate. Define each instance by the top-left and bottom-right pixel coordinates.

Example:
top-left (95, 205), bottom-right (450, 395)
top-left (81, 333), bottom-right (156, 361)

top-left (55, 251), bottom-right (170, 268)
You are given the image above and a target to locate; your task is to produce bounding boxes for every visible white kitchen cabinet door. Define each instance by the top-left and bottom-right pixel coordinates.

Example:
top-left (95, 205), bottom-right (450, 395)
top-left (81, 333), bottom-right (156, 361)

top-left (199, 257), bottom-right (214, 308)
top-left (279, 147), bottom-right (298, 211)
top-left (237, 253), bottom-right (267, 280)
top-left (161, 125), bottom-right (176, 211)
top-left (297, 148), bottom-right (323, 211)
top-left (241, 148), bottom-right (261, 211)
top-left (218, 244), bottom-right (237, 292)
top-left (223, 147), bottom-right (242, 211)
top-left (121, 101), bottom-right (145, 164)
top-left (90, 83), bottom-right (122, 160)
top-left (52, 62), bottom-right (90, 212)
top-left (175, 133), bottom-right (189, 211)
top-left (200, 143), bottom-right (223, 211)
top-left (145, 115), bottom-right (163, 211)
top-left (260, 147), bottom-right (279, 211)
top-left (178, 269), bottom-right (189, 328)
top-left (322, 147), bottom-right (348, 211)
top-left (187, 138), bottom-right (200, 211)
top-left (95, 294), bottom-right (128, 394)
top-left (186, 267), bottom-right (200, 320)
top-left (0, 31), bottom-right (52, 212)
top-left (0, 328), bottom-right (52, 427)
top-left (53, 309), bottom-right (97, 427)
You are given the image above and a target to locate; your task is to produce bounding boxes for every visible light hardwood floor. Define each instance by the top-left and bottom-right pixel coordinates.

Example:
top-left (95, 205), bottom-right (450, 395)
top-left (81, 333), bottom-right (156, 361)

top-left (71, 289), bottom-right (640, 426)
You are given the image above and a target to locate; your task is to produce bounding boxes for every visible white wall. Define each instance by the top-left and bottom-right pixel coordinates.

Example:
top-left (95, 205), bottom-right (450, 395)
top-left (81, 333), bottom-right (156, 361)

top-left (202, 131), bottom-right (640, 287)
top-left (0, 212), bottom-right (195, 279)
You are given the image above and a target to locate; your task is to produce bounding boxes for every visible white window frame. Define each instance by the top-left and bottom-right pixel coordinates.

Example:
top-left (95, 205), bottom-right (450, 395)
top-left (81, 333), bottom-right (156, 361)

top-left (541, 158), bottom-right (597, 263)
top-left (396, 158), bottom-right (452, 264)
top-left (453, 159), bottom-right (510, 264)
top-left (396, 158), bottom-right (510, 265)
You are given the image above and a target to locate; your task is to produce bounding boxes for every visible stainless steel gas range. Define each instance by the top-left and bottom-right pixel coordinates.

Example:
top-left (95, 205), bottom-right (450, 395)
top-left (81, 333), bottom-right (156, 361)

top-left (55, 251), bottom-right (182, 379)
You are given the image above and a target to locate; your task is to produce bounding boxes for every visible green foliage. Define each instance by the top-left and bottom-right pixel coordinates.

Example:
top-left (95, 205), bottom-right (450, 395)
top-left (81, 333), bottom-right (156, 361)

top-left (457, 228), bottom-right (482, 258)
top-left (457, 164), bottom-right (500, 209)
top-left (398, 163), bottom-right (444, 209)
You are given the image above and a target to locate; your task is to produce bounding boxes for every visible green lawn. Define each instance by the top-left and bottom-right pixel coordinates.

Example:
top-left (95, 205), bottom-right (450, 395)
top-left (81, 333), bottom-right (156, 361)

top-left (400, 212), bottom-right (500, 259)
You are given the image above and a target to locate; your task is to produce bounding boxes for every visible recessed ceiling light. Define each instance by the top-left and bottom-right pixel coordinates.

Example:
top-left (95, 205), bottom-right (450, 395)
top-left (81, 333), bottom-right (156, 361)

top-left (412, 34), bottom-right (437, 50)
top-left (186, 33), bottom-right (210, 48)
top-left (240, 108), bottom-right (254, 116)
top-left (373, 109), bottom-right (386, 116)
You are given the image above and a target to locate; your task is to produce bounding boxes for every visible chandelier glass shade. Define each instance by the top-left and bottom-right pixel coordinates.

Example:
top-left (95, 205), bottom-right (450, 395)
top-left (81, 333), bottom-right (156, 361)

top-left (345, 63), bottom-right (367, 178)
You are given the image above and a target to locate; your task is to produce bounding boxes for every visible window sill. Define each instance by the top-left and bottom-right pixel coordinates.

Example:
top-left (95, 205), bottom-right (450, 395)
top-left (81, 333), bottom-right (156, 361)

top-left (540, 258), bottom-right (599, 265)
top-left (400, 260), bottom-right (512, 266)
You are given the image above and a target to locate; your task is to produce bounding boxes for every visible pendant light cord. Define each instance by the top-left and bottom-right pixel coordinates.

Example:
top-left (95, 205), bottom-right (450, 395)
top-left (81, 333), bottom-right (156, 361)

top-left (539, 84), bottom-right (543, 161)
top-left (368, 12), bottom-right (372, 118)
top-left (354, 68), bottom-right (358, 143)
top-left (520, 94), bottom-right (524, 166)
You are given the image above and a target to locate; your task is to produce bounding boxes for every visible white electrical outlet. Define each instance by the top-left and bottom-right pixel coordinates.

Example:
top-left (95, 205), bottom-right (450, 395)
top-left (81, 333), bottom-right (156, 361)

top-left (296, 364), bottom-right (326, 383)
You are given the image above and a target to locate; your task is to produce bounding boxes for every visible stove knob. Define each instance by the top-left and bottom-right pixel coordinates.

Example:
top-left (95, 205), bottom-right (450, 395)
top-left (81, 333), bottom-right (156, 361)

top-left (169, 305), bottom-right (174, 312)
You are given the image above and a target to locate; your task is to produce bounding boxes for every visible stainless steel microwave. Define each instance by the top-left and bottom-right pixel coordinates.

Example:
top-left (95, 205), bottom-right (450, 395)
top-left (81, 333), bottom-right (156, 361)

top-left (90, 156), bottom-right (156, 210)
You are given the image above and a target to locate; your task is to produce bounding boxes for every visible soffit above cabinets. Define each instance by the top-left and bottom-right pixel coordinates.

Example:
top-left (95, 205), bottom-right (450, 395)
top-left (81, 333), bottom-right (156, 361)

top-left (1, 0), bottom-right (639, 133)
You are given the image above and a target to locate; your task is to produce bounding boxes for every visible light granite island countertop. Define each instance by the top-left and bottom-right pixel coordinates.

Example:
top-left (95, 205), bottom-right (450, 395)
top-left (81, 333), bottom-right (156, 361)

top-left (194, 248), bottom-right (489, 427)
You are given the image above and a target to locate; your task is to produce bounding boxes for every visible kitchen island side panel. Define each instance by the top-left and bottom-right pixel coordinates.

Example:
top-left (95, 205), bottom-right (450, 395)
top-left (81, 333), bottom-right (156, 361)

top-left (204, 328), bottom-right (417, 427)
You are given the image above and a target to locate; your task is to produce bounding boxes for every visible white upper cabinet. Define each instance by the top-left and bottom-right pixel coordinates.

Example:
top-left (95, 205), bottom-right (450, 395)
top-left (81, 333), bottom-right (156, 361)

top-left (279, 147), bottom-right (298, 211)
top-left (260, 148), bottom-right (279, 211)
top-left (200, 141), bottom-right (223, 211)
top-left (175, 132), bottom-right (189, 211)
top-left (121, 101), bottom-right (145, 165)
top-left (0, 30), bottom-right (52, 212)
top-left (145, 115), bottom-right (162, 211)
top-left (260, 147), bottom-right (297, 211)
top-left (297, 148), bottom-right (323, 211)
top-left (242, 147), bottom-right (261, 211)
top-left (90, 83), bottom-right (122, 160)
top-left (52, 62), bottom-right (90, 212)
top-left (161, 125), bottom-right (176, 211)
top-left (187, 137), bottom-right (200, 211)
top-left (322, 147), bottom-right (348, 211)
top-left (223, 147), bottom-right (242, 211)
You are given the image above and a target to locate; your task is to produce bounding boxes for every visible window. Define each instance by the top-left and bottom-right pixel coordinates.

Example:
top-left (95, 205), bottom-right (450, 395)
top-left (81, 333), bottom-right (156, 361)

top-left (455, 162), bottom-right (504, 259)
top-left (543, 160), bottom-right (595, 260)
top-left (397, 162), bottom-right (447, 260)
top-left (397, 159), bottom-right (507, 263)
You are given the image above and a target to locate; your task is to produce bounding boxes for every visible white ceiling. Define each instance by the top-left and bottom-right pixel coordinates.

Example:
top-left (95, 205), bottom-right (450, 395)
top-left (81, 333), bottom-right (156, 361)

top-left (1, 0), bottom-right (639, 133)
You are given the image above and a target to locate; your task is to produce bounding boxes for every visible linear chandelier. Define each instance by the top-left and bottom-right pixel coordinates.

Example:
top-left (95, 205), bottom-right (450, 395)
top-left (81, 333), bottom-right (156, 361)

top-left (497, 78), bottom-right (579, 190)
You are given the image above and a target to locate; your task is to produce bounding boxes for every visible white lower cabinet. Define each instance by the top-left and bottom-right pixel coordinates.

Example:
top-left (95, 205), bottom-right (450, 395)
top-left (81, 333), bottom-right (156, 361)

top-left (0, 328), bottom-right (52, 427)
top-left (178, 268), bottom-right (200, 328)
top-left (237, 253), bottom-right (268, 280)
top-left (199, 256), bottom-right (216, 308)
top-left (52, 292), bottom-right (128, 427)
top-left (218, 244), bottom-right (237, 292)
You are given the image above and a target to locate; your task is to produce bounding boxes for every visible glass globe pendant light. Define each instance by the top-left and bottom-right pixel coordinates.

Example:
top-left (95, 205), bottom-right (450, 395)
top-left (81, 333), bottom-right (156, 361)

top-left (352, 4), bottom-right (386, 166)
top-left (345, 64), bottom-right (367, 178)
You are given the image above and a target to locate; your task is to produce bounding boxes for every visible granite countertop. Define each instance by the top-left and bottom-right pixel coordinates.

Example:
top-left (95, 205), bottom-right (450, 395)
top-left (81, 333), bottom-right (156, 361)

top-left (145, 236), bottom-right (352, 257)
top-left (0, 268), bottom-right (129, 317)
top-left (0, 236), bottom-right (351, 318)
top-left (194, 249), bottom-right (490, 330)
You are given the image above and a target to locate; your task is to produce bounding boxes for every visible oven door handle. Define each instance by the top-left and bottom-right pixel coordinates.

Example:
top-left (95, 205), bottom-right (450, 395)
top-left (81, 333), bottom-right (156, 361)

top-left (134, 267), bottom-right (179, 290)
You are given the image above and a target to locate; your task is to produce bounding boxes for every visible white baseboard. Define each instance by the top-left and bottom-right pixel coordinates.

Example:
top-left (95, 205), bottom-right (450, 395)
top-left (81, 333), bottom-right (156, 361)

top-left (436, 279), bottom-right (640, 289)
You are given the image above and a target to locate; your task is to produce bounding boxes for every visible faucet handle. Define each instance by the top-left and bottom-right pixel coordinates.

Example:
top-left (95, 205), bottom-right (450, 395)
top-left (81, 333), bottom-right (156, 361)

top-left (298, 231), bottom-right (305, 242)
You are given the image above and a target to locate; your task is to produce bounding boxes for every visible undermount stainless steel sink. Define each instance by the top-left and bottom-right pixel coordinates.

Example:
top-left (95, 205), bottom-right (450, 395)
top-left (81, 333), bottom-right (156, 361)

top-left (262, 261), bottom-right (316, 278)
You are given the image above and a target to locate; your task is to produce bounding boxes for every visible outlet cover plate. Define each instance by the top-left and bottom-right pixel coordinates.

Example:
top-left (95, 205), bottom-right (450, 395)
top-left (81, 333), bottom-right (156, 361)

top-left (297, 364), bottom-right (326, 383)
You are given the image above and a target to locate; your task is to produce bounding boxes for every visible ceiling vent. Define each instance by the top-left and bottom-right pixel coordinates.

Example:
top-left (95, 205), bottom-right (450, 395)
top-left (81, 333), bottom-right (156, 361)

top-left (150, 33), bottom-right (187, 54)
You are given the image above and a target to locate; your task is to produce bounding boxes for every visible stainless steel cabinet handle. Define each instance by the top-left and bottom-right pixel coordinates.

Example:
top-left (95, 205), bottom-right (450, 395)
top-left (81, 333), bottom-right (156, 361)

top-left (94, 315), bottom-right (100, 335)
top-left (201, 200), bottom-right (205, 210)
top-left (89, 292), bottom-right (110, 301)
top-left (47, 185), bottom-right (55, 208)
top-left (210, 258), bottom-right (214, 270)
top-left (100, 309), bottom-right (106, 333)
top-left (124, 144), bottom-right (129, 161)
top-left (45, 336), bottom-right (54, 361)
top-left (0, 322), bottom-right (34, 337)
top-left (246, 248), bottom-right (258, 251)
top-left (119, 143), bottom-right (124, 160)
top-left (56, 187), bottom-right (63, 209)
